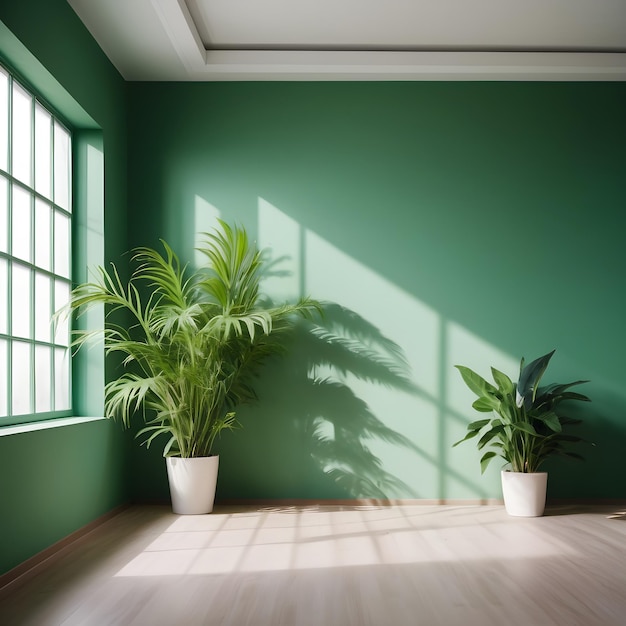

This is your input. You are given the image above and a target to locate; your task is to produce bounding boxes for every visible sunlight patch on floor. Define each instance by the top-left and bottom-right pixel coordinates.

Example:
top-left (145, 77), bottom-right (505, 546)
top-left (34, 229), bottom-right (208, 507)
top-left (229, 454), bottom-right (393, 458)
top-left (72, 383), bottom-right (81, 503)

top-left (114, 507), bottom-right (578, 577)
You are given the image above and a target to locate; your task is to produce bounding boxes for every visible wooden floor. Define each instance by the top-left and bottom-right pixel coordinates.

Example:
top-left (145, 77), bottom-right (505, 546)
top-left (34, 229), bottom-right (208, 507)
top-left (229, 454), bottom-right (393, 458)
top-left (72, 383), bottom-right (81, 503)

top-left (1, 503), bottom-right (625, 625)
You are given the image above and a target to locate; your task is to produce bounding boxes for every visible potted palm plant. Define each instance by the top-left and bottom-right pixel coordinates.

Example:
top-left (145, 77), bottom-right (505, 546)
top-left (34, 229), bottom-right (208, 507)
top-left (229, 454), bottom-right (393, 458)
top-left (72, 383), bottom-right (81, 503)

top-left (453, 350), bottom-right (591, 516)
top-left (61, 220), bottom-right (319, 514)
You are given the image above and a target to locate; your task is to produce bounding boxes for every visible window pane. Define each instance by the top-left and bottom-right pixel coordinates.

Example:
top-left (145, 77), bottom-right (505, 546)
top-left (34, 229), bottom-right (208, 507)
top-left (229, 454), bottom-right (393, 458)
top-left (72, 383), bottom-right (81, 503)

top-left (35, 344), bottom-right (52, 413)
top-left (54, 121), bottom-right (70, 211)
top-left (35, 198), bottom-right (51, 271)
top-left (12, 83), bottom-right (32, 185)
top-left (54, 279), bottom-right (70, 345)
top-left (2, 66), bottom-right (73, 423)
top-left (54, 210), bottom-right (70, 278)
top-left (34, 271), bottom-right (52, 343)
top-left (0, 68), bottom-right (8, 172)
top-left (0, 258), bottom-right (6, 334)
top-left (35, 103), bottom-right (52, 198)
top-left (0, 339), bottom-right (6, 417)
top-left (0, 175), bottom-right (7, 253)
top-left (12, 263), bottom-right (31, 339)
top-left (12, 185), bottom-right (31, 262)
top-left (54, 347), bottom-right (70, 410)
top-left (12, 340), bottom-right (32, 415)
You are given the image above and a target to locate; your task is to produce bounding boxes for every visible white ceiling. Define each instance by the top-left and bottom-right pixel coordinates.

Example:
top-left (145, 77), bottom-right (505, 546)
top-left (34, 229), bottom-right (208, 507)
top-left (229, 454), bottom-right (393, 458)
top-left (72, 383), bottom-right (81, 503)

top-left (67, 0), bottom-right (626, 81)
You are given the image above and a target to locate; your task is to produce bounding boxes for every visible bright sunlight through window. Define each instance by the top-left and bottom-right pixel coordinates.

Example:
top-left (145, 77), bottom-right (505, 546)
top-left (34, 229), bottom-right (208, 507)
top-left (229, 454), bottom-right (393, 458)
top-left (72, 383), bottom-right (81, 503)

top-left (0, 64), bottom-right (72, 424)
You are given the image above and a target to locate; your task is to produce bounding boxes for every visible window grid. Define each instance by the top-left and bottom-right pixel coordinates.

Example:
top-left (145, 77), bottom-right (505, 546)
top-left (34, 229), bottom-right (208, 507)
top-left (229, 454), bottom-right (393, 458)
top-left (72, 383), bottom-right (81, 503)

top-left (0, 64), bottom-right (72, 425)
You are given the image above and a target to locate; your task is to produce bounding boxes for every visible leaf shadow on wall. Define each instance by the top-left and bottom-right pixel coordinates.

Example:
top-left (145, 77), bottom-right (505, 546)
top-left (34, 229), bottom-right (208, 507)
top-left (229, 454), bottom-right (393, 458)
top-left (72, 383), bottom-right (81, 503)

top-left (216, 302), bottom-right (424, 501)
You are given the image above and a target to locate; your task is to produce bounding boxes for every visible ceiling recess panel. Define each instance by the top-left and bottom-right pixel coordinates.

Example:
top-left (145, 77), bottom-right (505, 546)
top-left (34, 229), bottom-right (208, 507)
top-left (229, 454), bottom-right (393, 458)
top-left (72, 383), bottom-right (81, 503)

top-left (68, 0), bottom-right (626, 80)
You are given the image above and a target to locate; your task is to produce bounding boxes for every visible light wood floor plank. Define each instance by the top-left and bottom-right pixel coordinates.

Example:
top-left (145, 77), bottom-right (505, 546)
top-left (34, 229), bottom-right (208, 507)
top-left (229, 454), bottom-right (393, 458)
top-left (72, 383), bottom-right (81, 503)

top-left (1, 504), bottom-right (625, 625)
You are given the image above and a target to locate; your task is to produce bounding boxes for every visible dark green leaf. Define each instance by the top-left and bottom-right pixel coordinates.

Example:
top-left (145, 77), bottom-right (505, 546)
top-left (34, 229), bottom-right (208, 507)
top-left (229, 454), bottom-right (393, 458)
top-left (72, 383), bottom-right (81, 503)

top-left (554, 434), bottom-right (584, 443)
top-left (538, 380), bottom-right (589, 396)
top-left (478, 424), bottom-right (505, 450)
top-left (562, 452), bottom-right (585, 461)
top-left (557, 391), bottom-right (591, 403)
top-left (511, 421), bottom-right (538, 436)
top-left (452, 429), bottom-right (482, 447)
top-left (560, 417), bottom-right (583, 426)
top-left (535, 411), bottom-right (562, 432)
top-left (517, 350), bottom-right (555, 408)
top-left (467, 418), bottom-right (491, 431)
top-left (480, 451), bottom-right (498, 474)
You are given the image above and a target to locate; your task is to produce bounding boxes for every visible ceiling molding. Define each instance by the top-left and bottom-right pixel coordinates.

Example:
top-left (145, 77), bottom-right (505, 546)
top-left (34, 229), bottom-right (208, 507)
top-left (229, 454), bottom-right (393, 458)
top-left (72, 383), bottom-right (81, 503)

top-left (196, 50), bottom-right (626, 81)
top-left (151, 0), bottom-right (206, 70)
top-left (89, 0), bottom-right (626, 81)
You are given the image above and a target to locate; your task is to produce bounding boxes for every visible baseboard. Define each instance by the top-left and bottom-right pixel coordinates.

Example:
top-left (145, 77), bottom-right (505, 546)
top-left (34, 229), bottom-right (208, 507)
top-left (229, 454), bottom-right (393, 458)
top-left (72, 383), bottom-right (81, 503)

top-left (546, 498), bottom-right (626, 506)
top-left (216, 497), bottom-right (626, 509)
top-left (216, 498), bottom-right (505, 507)
top-left (0, 504), bottom-right (128, 595)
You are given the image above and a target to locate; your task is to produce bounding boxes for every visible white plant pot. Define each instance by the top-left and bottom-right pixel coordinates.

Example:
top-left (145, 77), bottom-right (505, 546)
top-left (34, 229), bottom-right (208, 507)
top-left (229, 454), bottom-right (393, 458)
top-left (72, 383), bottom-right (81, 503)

top-left (166, 456), bottom-right (219, 515)
top-left (501, 470), bottom-right (548, 517)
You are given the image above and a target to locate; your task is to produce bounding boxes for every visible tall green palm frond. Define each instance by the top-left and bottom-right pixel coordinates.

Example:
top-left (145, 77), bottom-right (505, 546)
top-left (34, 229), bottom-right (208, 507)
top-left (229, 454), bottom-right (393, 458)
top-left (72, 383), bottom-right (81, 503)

top-left (60, 220), bottom-right (320, 458)
top-left (197, 220), bottom-right (264, 313)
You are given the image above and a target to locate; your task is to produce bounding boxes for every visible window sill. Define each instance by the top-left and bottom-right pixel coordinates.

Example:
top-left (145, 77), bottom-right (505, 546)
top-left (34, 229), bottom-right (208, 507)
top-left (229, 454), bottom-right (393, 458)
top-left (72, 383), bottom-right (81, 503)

top-left (0, 416), bottom-right (106, 437)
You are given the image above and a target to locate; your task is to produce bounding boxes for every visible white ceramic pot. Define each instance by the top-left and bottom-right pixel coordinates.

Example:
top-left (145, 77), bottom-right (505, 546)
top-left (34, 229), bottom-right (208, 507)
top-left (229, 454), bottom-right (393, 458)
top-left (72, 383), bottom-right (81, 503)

top-left (166, 455), bottom-right (219, 515)
top-left (501, 470), bottom-right (548, 517)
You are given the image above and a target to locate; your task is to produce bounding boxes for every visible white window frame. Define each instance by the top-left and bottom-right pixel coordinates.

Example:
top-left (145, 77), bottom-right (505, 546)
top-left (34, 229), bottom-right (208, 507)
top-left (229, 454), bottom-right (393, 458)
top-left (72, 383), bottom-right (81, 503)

top-left (0, 63), bottom-right (73, 426)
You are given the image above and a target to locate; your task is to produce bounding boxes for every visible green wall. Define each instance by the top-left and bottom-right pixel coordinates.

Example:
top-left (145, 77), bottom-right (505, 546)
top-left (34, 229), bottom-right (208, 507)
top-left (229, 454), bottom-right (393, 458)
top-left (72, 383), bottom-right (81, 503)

top-left (127, 81), bottom-right (626, 502)
top-left (0, 1), bottom-right (130, 575)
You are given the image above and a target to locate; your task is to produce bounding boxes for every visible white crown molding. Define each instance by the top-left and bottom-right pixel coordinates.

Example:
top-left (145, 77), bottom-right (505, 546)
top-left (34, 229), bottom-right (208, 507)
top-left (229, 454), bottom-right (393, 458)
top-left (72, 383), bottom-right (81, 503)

top-left (151, 0), bottom-right (206, 70)
top-left (151, 0), bottom-right (626, 81)
top-left (198, 50), bottom-right (626, 81)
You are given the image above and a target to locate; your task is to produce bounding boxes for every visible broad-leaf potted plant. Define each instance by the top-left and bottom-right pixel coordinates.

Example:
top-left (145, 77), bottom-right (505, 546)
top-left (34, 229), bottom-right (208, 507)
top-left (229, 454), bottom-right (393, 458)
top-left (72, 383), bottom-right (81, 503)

top-left (60, 220), bottom-right (319, 514)
top-left (453, 350), bottom-right (591, 516)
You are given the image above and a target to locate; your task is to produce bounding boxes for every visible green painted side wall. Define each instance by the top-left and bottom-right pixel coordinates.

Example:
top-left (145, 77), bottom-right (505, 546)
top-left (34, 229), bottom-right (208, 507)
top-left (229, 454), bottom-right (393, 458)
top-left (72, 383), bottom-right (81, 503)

top-left (127, 81), bottom-right (626, 502)
top-left (0, 1), bottom-right (130, 575)
top-left (0, 420), bottom-right (127, 576)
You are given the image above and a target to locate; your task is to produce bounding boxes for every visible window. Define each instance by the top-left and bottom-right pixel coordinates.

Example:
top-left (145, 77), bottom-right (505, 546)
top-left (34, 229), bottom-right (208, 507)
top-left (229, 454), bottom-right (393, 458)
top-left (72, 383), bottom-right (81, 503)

top-left (0, 64), bottom-right (72, 425)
